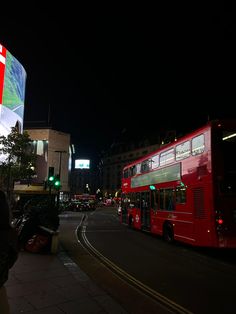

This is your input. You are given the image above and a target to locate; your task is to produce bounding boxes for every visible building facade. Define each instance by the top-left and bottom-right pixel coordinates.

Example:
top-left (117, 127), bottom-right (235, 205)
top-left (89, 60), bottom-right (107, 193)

top-left (14, 128), bottom-right (71, 198)
top-left (97, 128), bottom-right (177, 197)
top-left (98, 142), bottom-right (160, 197)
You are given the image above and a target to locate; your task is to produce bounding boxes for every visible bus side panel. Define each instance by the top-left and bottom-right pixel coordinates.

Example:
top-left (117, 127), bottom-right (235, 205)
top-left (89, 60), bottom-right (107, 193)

top-left (150, 210), bottom-right (165, 236)
top-left (170, 205), bottom-right (195, 245)
top-left (190, 182), bottom-right (218, 247)
top-left (150, 209), bottom-right (161, 235)
top-left (151, 208), bottom-right (195, 245)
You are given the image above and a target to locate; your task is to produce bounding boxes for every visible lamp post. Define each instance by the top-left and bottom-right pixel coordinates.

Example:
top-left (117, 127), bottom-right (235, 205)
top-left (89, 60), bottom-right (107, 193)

top-left (54, 150), bottom-right (67, 209)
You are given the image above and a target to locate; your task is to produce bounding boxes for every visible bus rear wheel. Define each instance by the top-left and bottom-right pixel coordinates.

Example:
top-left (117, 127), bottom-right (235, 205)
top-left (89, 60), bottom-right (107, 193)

top-left (163, 223), bottom-right (174, 243)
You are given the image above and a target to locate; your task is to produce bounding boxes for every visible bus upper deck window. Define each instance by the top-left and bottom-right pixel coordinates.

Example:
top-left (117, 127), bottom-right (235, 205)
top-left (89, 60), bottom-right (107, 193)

top-left (192, 134), bottom-right (205, 155)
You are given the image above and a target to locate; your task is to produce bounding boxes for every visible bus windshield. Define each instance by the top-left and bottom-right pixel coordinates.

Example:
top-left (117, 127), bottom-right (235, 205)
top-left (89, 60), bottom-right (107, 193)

top-left (219, 129), bottom-right (236, 196)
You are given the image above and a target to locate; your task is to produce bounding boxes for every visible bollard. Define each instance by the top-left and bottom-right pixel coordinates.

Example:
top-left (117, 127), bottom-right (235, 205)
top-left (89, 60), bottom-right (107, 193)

top-left (38, 225), bottom-right (59, 254)
top-left (51, 231), bottom-right (59, 254)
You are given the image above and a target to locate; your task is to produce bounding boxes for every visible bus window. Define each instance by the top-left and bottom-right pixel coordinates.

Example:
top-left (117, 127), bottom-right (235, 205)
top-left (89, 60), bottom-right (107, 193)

top-left (141, 192), bottom-right (148, 208)
top-left (221, 130), bottom-right (236, 178)
top-left (151, 154), bottom-right (159, 169)
top-left (160, 188), bottom-right (175, 211)
top-left (140, 191), bottom-right (151, 229)
top-left (122, 194), bottom-right (130, 207)
top-left (141, 159), bottom-right (152, 173)
top-left (160, 189), bottom-right (164, 210)
top-left (135, 192), bottom-right (141, 208)
top-left (192, 134), bottom-right (205, 155)
top-left (160, 148), bottom-right (175, 166)
top-left (129, 192), bottom-right (136, 208)
top-left (166, 188), bottom-right (175, 211)
top-left (130, 165), bottom-right (136, 176)
top-left (176, 186), bottom-right (187, 204)
top-left (136, 163), bottom-right (141, 175)
top-left (151, 189), bottom-right (159, 210)
top-left (176, 141), bottom-right (190, 161)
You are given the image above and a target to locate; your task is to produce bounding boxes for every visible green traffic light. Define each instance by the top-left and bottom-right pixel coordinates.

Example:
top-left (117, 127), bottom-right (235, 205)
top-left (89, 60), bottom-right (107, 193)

top-left (54, 180), bottom-right (60, 187)
top-left (49, 175), bottom-right (55, 182)
top-left (54, 174), bottom-right (61, 189)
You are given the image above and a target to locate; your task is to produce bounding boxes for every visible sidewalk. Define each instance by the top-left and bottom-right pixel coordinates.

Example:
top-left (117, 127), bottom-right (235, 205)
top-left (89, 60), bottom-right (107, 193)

top-left (6, 246), bottom-right (128, 314)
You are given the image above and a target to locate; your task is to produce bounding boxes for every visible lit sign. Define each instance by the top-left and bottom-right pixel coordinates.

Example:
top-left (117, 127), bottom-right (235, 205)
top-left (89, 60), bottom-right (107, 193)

top-left (131, 163), bottom-right (181, 188)
top-left (75, 159), bottom-right (90, 169)
top-left (0, 43), bottom-right (27, 163)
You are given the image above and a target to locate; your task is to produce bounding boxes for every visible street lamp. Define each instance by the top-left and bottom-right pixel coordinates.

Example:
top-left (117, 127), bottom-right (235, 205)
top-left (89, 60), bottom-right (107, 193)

top-left (54, 150), bottom-right (67, 209)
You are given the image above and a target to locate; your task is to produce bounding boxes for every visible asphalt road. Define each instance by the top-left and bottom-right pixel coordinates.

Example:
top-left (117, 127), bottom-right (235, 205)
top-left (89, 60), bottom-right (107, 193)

top-left (59, 207), bottom-right (236, 314)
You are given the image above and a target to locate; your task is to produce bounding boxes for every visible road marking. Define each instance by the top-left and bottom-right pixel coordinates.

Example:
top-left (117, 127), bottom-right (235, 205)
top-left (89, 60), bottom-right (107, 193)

top-left (76, 218), bottom-right (193, 314)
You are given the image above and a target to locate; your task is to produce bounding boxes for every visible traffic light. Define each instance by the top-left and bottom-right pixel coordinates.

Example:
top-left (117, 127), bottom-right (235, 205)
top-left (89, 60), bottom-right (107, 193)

top-left (48, 175), bottom-right (55, 184)
top-left (48, 167), bottom-right (54, 183)
top-left (54, 174), bottom-right (61, 190)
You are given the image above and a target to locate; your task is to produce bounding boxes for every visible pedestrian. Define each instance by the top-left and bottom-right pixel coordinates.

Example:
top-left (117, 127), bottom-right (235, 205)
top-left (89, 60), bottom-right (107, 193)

top-left (0, 190), bottom-right (19, 314)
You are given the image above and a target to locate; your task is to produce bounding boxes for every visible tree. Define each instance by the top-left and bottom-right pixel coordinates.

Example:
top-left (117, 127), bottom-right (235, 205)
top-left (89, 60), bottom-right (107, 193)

top-left (0, 127), bottom-right (36, 199)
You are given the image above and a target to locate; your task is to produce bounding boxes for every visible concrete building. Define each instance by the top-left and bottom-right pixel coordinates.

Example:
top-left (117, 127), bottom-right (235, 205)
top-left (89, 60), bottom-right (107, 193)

top-left (14, 128), bottom-right (71, 199)
top-left (98, 143), bottom-right (160, 197)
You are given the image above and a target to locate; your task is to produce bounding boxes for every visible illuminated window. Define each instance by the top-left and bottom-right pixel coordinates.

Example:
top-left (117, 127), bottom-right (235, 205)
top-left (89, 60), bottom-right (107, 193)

top-left (141, 159), bottom-right (152, 173)
top-left (151, 154), bottom-right (159, 169)
top-left (176, 186), bottom-right (186, 203)
top-left (160, 148), bottom-right (175, 166)
top-left (192, 134), bottom-right (205, 155)
top-left (159, 188), bottom-right (175, 211)
top-left (136, 163), bottom-right (141, 174)
top-left (176, 141), bottom-right (190, 160)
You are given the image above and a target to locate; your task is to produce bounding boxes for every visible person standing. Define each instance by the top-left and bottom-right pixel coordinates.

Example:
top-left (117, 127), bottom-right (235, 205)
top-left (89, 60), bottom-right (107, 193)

top-left (0, 190), bottom-right (19, 314)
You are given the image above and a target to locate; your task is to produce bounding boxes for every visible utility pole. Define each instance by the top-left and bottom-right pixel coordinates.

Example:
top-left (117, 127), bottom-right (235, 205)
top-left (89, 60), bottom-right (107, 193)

top-left (54, 150), bottom-right (67, 209)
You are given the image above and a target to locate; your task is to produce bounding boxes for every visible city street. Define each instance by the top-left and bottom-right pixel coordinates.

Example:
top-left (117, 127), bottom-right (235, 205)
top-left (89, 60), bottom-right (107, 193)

top-left (59, 207), bottom-right (236, 314)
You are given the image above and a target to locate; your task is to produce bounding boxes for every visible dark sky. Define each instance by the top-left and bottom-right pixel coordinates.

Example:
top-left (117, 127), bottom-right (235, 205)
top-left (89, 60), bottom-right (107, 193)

top-left (1, 4), bottom-right (235, 160)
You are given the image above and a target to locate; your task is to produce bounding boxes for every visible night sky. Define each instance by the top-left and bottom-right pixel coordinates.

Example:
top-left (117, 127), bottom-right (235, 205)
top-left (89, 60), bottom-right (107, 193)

top-left (1, 4), bottom-right (235, 160)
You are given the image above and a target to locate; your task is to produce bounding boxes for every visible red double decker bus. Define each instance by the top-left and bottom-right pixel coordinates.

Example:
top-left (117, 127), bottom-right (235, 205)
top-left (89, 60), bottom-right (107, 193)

top-left (120, 119), bottom-right (236, 248)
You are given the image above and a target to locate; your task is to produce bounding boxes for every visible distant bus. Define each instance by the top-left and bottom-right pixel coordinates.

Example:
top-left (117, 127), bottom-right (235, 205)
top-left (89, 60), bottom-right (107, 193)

top-left (120, 120), bottom-right (236, 248)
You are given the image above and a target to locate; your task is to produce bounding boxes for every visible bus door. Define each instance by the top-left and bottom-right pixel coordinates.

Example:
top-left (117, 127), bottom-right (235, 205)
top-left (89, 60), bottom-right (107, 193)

top-left (140, 191), bottom-right (150, 230)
